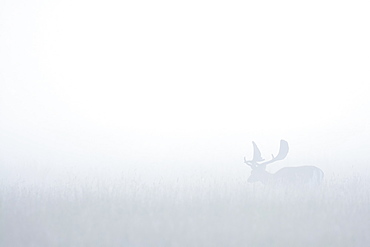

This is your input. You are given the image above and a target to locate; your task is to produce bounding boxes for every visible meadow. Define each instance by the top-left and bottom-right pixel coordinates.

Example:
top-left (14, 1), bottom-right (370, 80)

top-left (1, 169), bottom-right (369, 247)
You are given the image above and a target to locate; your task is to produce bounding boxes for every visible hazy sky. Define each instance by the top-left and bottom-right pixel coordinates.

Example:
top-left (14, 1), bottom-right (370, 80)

top-left (1, 0), bottom-right (370, 179)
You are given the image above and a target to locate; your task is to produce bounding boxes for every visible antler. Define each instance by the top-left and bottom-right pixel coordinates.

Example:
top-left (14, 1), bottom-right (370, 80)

top-left (245, 140), bottom-right (289, 168)
top-left (259, 140), bottom-right (289, 166)
top-left (244, 141), bottom-right (264, 168)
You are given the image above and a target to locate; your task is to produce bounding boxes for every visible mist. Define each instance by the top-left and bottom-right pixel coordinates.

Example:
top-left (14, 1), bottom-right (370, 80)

top-left (1, 0), bottom-right (370, 246)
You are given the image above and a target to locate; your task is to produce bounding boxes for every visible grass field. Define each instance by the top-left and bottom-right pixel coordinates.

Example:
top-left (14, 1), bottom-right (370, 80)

top-left (1, 170), bottom-right (369, 247)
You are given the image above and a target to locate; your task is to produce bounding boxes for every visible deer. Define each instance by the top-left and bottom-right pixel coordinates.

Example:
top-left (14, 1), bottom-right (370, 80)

top-left (244, 140), bottom-right (324, 187)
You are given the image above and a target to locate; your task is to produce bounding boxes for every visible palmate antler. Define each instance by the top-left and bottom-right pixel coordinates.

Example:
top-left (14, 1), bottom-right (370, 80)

top-left (244, 140), bottom-right (289, 169)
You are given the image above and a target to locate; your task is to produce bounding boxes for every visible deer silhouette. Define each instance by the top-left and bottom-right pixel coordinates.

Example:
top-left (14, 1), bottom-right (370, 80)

top-left (244, 140), bottom-right (324, 186)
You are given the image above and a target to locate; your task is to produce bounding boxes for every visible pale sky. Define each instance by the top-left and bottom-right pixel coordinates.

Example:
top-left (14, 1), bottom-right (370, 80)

top-left (1, 0), bottom-right (370, 178)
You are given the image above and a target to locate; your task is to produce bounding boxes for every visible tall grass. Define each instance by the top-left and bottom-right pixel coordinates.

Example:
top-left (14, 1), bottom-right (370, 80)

top-left (1, 173), bottom-right (369, 247)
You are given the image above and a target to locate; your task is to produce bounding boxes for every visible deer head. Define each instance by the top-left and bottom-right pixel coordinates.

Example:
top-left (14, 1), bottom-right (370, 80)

top-left (244, 140), bottom-right (289, 183)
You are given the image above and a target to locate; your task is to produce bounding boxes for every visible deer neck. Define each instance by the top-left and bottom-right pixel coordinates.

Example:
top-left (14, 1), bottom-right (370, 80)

top-left (259, 170), bottom-right (273, 184)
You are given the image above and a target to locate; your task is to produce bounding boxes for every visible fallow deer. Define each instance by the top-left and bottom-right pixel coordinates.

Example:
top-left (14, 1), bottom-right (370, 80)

top-left (244, 140), bottom-right (324, 186)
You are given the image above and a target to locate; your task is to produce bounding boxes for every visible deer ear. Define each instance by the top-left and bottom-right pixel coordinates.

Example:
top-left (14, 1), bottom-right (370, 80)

top-left (259, 164), bottom-right (266, 170)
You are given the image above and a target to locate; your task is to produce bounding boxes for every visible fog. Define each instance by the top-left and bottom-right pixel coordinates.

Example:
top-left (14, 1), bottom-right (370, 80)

top-left (1, 0), bottom-right (370, 246)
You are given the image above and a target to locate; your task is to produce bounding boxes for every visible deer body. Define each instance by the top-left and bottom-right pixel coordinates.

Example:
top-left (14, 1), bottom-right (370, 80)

top-left (248, 165), bottom-right (324, 186)
top-left (244, 140), bottom-right (324, 187)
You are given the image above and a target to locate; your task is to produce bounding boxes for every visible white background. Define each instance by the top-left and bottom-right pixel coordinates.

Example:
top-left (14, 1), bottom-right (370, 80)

top-left (1, 0), bottom-right (370, 183)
